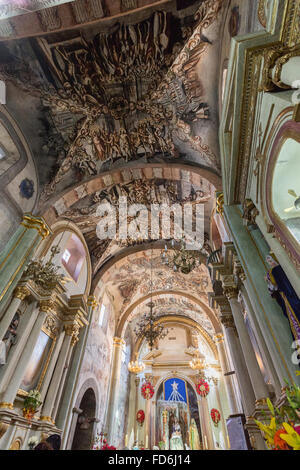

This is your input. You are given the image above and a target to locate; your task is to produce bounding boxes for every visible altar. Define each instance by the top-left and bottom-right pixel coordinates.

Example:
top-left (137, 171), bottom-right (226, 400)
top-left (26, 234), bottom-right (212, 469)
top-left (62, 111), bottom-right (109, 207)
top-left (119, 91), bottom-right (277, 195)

top-left (155, 378), bottom-right (201, 450)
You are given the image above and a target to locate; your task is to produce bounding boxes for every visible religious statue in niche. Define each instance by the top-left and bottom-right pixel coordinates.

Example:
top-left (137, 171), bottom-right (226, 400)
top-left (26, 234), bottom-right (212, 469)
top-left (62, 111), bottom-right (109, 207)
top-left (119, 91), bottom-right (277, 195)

top-left (0, 313), bottom-right (19, 365)
top-left (169, 413), bottom-right (184, 450)
top-left (189, 418), bottom-right (201, 450)
top-left (265, 253), bottom-right (300, 341)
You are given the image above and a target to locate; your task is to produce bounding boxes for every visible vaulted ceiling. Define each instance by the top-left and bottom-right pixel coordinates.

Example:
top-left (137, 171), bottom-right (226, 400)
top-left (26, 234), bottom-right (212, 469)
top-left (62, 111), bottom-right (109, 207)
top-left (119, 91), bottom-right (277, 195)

top-left (0, 0), bottom-right (227, 345)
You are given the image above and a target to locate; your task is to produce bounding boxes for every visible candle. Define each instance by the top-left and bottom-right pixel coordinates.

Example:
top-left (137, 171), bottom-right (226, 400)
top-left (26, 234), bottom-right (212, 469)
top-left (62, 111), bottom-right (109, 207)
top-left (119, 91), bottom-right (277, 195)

top-left (125, 434), bottom-right (128, 447)
top-left (204, 435), bottom-right (208, 450)
top-left (145, 435), bottom-right (148, 449)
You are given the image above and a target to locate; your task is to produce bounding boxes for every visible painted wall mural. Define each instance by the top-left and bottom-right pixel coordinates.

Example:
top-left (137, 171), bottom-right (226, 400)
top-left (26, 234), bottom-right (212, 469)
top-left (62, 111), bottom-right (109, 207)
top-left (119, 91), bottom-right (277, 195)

top-left (77, 303), bottom-right (115, 434)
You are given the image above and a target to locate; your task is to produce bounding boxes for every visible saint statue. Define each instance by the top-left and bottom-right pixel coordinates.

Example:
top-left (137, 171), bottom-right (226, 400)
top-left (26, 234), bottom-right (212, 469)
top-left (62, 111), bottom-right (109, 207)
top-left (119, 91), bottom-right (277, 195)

top-left (189, 419), bottom-right (201, 450)
top-left (265, 254), bottom-right (300, 341)
top-left (169, 417), bottom-right (184, 450)
top-left (0, 315), bottom-right (19, 365)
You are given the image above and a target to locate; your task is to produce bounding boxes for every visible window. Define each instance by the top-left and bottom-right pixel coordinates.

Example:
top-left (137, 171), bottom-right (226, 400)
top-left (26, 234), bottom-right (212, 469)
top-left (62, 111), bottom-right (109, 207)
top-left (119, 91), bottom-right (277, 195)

top-left (62, 248), bottom-right (71, 263)
top-left (98, 304), bottom-right (106, 327)
top-left (61, 234), bottom-right (85, 282)
top-left (0, 146), bottom-right (6, 159)
top-left (271, 137), bottom-right (300, 246)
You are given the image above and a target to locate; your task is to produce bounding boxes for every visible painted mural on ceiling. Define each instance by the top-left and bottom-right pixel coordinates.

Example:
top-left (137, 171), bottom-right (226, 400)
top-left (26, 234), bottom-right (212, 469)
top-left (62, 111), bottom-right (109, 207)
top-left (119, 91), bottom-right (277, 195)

top-left (0, 0), bottom-right (223, 203)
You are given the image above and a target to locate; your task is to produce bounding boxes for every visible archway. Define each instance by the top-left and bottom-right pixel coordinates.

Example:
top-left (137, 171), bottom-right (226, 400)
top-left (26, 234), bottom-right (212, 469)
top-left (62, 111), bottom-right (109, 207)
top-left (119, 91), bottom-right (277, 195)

top-left (155, 376), bottom-right (202, 450)
top-left (71, 388), bottom-right (97, 450)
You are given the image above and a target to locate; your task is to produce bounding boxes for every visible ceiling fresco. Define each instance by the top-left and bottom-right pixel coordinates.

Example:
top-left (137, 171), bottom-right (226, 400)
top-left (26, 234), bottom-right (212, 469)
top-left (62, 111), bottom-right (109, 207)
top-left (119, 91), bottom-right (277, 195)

top-left (0, 0), bottom-right (226, 343)
top-left (0, 0), bottom-right (223, 201)
top-left (98, 249), bottom-right (216, 328)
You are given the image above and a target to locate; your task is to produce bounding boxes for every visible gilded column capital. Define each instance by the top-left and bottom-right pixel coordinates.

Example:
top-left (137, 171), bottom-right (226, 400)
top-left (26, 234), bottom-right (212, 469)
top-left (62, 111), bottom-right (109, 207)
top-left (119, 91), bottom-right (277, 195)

top-left (216, 192), bottom-right (224, 216)
top-left (113, 336), bottom-right (125, 347)
top-left (0, 402), bottom-right (14, 410)
top-left (87, 296), bottom-right (99, 309)
top-left (13, 285), bottom-right (30, 301)
top-left (214, 333), bottom-right (224, 344)
top-left (39, 299), bottom-right (56, 314)
top-left (220, 313), bottom-right (236, 330)
top-left (64, 322), bottom-right (81, 345)
top-left (223, 286), bottom-right (239, 300)
top-left (21, 213), bottom-right (51, 239)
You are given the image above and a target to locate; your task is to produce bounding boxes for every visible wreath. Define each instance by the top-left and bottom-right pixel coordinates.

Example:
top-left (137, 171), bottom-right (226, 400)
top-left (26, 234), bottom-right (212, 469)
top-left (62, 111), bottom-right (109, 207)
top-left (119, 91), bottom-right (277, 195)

top-left (196, 379), bottom-right (210, 397)
top-left (141, 381), bottom-right (154, 400)
top-left (210, 408), bottom-right (221, 426)
top-left (136, 409), bottom-right (145, 426)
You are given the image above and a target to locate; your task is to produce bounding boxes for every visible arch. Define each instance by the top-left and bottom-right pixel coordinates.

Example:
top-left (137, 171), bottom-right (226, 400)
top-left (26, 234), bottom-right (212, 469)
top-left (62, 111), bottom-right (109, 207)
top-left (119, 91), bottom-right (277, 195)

top-left (37, 219), bottom-right (92, 297)
top-left (70, 378), bottom-right (99, 450)
top-left (132, 314), bottom-right (218, 360)
top-left (116, 290), bottom-right (221, 338)
top-left (153, 372), bottom-right (204, 450)
top-left (39, 162), bottom-right (221, 225)
top-left (92, 242), bottom-right (208, 291)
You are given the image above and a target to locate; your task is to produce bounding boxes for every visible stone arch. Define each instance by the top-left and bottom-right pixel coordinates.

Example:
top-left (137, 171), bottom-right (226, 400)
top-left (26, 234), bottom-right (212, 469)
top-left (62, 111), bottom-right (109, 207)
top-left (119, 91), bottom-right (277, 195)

top-left (116, 290), bottom-right (221, 338)
top-left (39, 162), bottom-right (221, 226)
top-left (92, 242), bottom-right (208, 291)
top-left (69, 378), bottom-right (99, 450)
top-left (37, 219), bottom-right (93, 297)
top-left (132, 314), bottom-right (218, 360)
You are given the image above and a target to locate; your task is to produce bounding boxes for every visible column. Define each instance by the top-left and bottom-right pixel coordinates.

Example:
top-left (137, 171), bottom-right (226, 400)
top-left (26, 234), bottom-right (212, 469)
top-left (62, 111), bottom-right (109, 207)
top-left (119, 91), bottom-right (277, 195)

top-left (223, 283), bottom-right (270, 402)
top-left (0, 300), bottom-right (50, 408)
top-left (39, 328), bottom-right (66, 401)
top-left (0, 286), bottom-right (30, 340)
top-left (240, 283), bottom-right (282, 397)
top-left (221, 313), bottom-right (256, 417)
top-left (106, 337), bottom-right (125, 444)
top-left (134, 377), bottom-right (140, 441)
top-left (201, 396), bottom-right (214, 449)
top-left (212, 378), bottom-right (229, 450)
top-left (40, 324), bottom-right (74, 423)
top-left (144, 398), bottom-right (151, 449)
top-left (52, 338), bottom-right (75, 421)
top-left (223, 205), bottom-right (297, 385)
top-left (214, 333), bottom-right (239, 415)
top-left (0, 214), bottom-right (51, 310)
top-left (58, 297), bottom-right (94, 448)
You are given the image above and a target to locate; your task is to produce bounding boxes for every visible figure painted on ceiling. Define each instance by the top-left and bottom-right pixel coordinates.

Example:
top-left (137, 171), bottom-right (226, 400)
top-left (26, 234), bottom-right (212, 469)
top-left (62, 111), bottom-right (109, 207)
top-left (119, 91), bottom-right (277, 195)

top-left (266, 253), bottom-right (300, 341)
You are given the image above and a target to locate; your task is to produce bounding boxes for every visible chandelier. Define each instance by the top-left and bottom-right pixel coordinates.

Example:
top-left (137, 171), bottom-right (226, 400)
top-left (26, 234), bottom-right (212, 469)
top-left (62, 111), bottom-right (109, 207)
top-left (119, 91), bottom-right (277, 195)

top-left (128, 360), bottom-right (145, 374)
top-left (189, 356), bottom-right (207, 371)
top-left (133, 249), bottom-right (168, 350)
top-left (161, 239), bottom-right (205, 275)
top-left (134, 301), bottom-right (168, 350)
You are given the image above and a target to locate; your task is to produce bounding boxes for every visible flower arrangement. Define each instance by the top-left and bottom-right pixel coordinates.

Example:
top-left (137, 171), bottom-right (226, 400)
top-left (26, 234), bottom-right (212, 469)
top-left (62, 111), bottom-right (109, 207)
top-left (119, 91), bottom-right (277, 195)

top-left (255, 382), bottom-right (300, 450)
top-left (92, 432), bottom-right (116, 450)
top-left (196, 379), bottom-right (210, 397)
top-left (210, 408), bottom-right (221, 426)
top-left (137, 409), bottom-right (145, 426)
top-left (23, 389), bottom-right (42, 421)
top-left (27, 436), bottom-right (39, 450)
top-left (101, 442), bottom-right (117, 450)
top-left (141, 381), bottom-right (154, 400)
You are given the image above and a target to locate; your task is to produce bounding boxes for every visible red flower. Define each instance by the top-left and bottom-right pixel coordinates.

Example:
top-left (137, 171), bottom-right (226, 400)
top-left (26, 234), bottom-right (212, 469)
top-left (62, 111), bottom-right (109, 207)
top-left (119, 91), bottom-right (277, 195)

top-left (274, 428), bottom-right (290, 450)
top-left (137, 409), bottom-right (145, 425)
top-left (210, 408), bottom-right (221, 425)
top-left (141, 382), bottom-right (154, 400)
top-left (196, 380), bottom-right (210, 397)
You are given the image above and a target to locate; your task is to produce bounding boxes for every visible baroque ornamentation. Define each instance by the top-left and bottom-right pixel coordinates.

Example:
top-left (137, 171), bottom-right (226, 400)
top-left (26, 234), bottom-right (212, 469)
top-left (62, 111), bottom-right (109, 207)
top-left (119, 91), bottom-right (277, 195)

top-left (22, 245), bottom-right (65, 290)
top-left (13, 286), bottom-right (30, 301)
